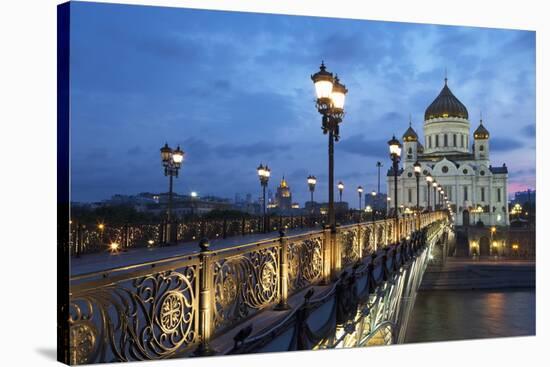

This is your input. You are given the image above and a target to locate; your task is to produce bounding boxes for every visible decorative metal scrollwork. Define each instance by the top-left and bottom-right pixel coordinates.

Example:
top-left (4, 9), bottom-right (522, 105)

top-left (340, 229), bottom-right (360, 267)
top-left (213, 245), bottom-right (280, 333)
top-left (69, 266), bottom-right (198, 364)
top-left (69, 321), bottom-right (97, 364)
top-left (362, 226), bottom-right (373, 256)
top-left (287, 236), bottom-right (323, 292)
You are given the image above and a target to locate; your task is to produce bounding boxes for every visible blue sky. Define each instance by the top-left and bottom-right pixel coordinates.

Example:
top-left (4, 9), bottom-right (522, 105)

top-left (70, 1), bottom-right (536, 205)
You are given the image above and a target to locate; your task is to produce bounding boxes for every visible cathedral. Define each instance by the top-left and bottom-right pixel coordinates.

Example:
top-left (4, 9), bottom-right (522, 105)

top-left (387, 78), bottom-right (509, 227)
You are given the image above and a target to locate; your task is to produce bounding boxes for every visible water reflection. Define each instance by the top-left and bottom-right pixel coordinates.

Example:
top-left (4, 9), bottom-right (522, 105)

top-left (405, 290), bottom-right (535, 343)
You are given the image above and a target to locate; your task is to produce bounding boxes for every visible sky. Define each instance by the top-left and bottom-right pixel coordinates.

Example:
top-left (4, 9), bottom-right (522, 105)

top-left (69, 1), bottom-right (536, 205)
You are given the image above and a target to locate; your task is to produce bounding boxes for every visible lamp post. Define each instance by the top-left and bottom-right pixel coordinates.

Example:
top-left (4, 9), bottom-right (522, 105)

top-left (311, 62), bottom-right (348, 231)
top-left (160, 143), bottom-right (185, 244)
top-left (426, 174), bottom-right (433, 211)
top-left (413, 161), bottom-right (421, 214)
top-left (338, 181), bottom-right (344, 203)
top-left (432, 180), bottom-right (438, 211)
top-left (357, 186), bottom-right (363, 211)
top-left (388, 135), bottom-right (402, 240)
top-left (307, 175), bottom-right (317, 216)
top-left (376, 161), bottom-right (383, 194)
top-left (190, 191), bottom-right (198, 218)
top-left (257, 163), bottom-right (271, 233)
top-left (413, 161), bottom-right (421, 229)
top-left (371, 190), bottom-right (377, 219)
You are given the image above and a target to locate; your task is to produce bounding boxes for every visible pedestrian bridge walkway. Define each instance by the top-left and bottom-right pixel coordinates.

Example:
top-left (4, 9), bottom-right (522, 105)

top-left (67, 211), bottom-right (450, 364)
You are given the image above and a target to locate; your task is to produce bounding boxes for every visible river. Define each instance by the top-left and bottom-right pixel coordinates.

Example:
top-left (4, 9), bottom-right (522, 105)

top-left (405, 289), bottom-right (536, 343)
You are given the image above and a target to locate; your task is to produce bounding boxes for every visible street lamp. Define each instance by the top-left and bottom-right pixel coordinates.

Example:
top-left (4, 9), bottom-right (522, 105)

top-left (311, 62), bottom-right (348, 231)
top-left (376, 161), bottom-right (383, 194)
top-left (426, 174), bottom-right (433, 211)
top-left (413, 161), bottom-right (421, 214)
top-left (338, 181), bottom-right (344, 202)
top-left (388, 135), bottom-right (402, 240)
top-left (307, 175), bottom-right (317, 217)
top-left (365, 205), bottom-right (374, 222)
top-left (371, 190), bottom-right (377, 217)
top-left (307, 175), bottom-right (317, 204)
top-left (257, 163), bottom-right (271, 233)
top-left (357, 186), bottom-right (363, 210)
top-left (160, 143), bottom-right (185, 244)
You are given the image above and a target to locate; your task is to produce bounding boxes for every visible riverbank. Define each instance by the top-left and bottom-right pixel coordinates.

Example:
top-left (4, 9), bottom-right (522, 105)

top-left (420, 258), bottom-right (535, 291)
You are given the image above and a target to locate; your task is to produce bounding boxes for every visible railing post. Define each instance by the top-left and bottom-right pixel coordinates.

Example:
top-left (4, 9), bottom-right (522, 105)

top-left (321, 226), bottom-right (332, 284)
top-left (372, 222), bottom-right (377, 252)
top-left (357, 224), bottom-right (363, 260)
top-left (195, 238), bottom-right (216, 356)
top-left (274, 230), bottom-right (290, 310)
top-left (331, 227), bottom-right (341, 280)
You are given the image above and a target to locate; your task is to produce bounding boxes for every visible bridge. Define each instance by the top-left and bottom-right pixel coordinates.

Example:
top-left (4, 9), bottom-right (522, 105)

top-left (67, 211), bottom-right (450, 364)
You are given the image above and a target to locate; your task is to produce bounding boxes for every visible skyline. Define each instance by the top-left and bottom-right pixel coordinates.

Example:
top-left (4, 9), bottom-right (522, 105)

top-left (70, 2), bottom-right (536, 205)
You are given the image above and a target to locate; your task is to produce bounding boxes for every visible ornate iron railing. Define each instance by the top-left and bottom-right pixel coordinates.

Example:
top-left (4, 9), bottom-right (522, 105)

top-left (68, 211), bottom-right (447, 363)
top-left (69, 212), bottom-right (394, 256)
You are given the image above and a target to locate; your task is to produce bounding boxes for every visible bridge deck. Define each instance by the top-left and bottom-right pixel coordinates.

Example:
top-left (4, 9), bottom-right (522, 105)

top-left (71, 226), bottom-right (324, 276)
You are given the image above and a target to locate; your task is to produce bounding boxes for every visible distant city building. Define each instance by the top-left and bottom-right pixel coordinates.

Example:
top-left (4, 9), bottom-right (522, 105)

top-left (388, 78), bottom-right (509, 227)
top-left (99, 192), bottom-right (232, 217)
top-left (274, 177), bottom-right (293, 211)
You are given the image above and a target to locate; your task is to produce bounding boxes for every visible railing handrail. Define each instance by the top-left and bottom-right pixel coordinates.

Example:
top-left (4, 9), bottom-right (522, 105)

top-left (70, 212), bottom-right (446, 282)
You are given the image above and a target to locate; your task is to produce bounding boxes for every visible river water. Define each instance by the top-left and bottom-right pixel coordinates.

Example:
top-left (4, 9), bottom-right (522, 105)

top-left (404, 289), bottom-right (536, 343)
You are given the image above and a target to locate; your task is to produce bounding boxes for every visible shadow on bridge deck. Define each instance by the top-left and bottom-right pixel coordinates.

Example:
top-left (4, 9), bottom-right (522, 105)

top-left (71, 226), bottom-right (323, 276)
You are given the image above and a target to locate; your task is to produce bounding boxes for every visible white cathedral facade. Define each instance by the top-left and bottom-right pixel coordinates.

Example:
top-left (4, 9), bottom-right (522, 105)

top-left (386, 78), bottom-right (509, 227)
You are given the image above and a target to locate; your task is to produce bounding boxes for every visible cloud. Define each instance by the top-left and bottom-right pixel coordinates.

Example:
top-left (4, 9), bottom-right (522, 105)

top-left (214, 141), bottom-right (291, 158)
top-left (339, 134), bottom-right (389, 158)
top-left (69, 2), bottom-right (536, 202)
top-left (490, 137), bottom-right (524, 151)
